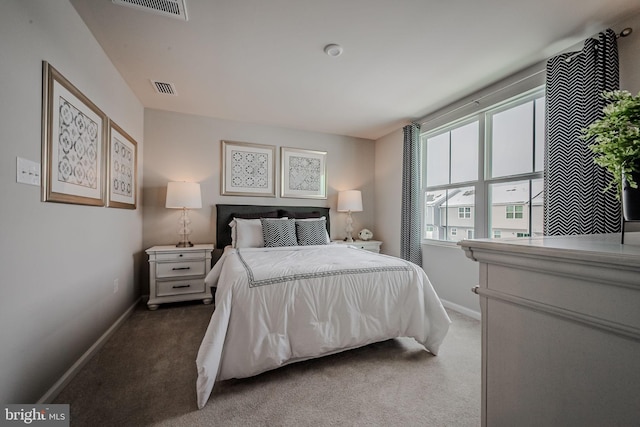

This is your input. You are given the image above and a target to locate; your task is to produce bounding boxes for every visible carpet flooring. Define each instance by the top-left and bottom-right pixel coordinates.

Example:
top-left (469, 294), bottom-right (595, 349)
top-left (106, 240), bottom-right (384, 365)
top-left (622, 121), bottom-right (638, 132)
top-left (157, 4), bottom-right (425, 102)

top-left (54, 301), bottom-right (481, 426)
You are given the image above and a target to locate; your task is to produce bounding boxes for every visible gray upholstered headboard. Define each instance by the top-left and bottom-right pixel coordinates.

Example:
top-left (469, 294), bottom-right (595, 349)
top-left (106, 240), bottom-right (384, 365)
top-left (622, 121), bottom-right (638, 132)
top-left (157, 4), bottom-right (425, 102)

top-left (215, 204), bottom-right (330, 252)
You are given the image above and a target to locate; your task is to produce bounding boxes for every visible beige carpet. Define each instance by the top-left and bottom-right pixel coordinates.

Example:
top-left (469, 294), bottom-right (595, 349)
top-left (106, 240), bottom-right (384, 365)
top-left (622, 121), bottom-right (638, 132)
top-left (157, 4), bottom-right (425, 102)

top-left (54, 301), bottom-right (480, 426)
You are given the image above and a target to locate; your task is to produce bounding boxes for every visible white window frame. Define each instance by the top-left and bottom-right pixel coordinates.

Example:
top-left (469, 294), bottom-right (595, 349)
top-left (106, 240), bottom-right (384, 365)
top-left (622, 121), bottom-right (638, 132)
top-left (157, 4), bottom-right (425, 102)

top-left (421, 86), bottom-right (545, 244)
top-left (450, 227), bottom-right (457, 236)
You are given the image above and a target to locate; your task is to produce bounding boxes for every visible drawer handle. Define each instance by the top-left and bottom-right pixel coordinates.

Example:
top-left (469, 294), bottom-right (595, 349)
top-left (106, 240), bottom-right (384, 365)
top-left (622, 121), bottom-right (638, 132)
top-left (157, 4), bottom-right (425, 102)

top-left (172, 284), bottom-right (191, 289)
top-left (179, 254), bottom-right (183, 257)
top-left (172, 267), bottom-right (191, 271)
top-left (471, 286), bottom-right (479, 295)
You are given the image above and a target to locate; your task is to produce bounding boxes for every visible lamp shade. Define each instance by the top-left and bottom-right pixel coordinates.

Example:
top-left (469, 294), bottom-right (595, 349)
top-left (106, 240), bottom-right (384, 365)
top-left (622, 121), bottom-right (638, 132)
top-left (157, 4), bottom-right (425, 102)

top-left (337, 190), bottom-right (363, 212)
top-left (165, 182), bottom-right (202, 209)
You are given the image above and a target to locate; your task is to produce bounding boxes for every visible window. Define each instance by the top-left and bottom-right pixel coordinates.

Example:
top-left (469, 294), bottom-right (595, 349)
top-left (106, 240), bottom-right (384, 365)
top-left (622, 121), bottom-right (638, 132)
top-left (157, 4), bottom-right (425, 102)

top-left (424, 186), bottom-right (474, 241)
top-left (423, 88), bottom-right (545, 241)
top-left (426, 121), bottom-right (479, 187)
top-left (467, 229), bottom-right (474, 239)
top-left (506, 205), bottom-right (524, 219)
top-left (458, 207), bottom-right (471, 219)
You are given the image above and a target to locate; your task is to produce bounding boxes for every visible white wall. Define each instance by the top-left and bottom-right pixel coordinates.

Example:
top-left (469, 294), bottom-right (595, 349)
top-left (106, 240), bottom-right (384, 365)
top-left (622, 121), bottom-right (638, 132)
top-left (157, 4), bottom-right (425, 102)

top-left (0, 1), bottom-right (144, 403)
top-left (374, 128), bottom-right (403, 257)
top-left (142, 109), bottom-right (375, 291)
top-left (374, 13), bottom-right (640, 317)
top-left (618, 13), bottom-right (640, 93)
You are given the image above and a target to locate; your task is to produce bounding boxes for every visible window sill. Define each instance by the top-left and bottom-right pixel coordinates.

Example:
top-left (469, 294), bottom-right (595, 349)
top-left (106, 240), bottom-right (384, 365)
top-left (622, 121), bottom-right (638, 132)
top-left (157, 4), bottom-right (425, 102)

top-left (421, 239), bottom-right (461, 249)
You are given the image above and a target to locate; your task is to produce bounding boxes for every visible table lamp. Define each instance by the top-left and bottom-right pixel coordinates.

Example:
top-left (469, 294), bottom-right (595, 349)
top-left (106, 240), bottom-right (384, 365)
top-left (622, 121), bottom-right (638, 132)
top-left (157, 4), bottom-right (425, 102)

top-left (166, 181), bottom-right (202, 247)
top-left (337, 190), bottom-right (363, 243)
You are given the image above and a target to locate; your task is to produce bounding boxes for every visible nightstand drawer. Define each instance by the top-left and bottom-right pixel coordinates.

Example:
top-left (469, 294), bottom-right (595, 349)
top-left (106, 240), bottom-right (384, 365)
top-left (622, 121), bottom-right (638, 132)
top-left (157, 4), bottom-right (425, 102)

top-left (332, 240), bottom-right (382, 253)
top-left (353, 243), bottom-right (373, 251)
top-left (156, 278), bottom-right (205, 296)
top-left (156, 251), bottom-right (206, 261)
top-left (156, 261), bottom-right (205, 278)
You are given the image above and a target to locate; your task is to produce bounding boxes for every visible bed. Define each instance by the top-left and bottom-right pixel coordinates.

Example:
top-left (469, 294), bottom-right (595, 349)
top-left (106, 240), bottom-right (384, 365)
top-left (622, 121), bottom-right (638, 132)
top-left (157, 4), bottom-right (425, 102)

top-left (195, 204), bottom-right (451, 409)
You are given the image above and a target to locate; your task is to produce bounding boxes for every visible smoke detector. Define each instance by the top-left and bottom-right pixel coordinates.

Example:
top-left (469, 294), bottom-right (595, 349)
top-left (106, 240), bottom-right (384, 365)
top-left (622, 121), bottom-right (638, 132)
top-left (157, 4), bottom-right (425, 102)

top-left (324, 44), bottom-right (343, 57)
top-left (112, 0), bottom-right (188, 21)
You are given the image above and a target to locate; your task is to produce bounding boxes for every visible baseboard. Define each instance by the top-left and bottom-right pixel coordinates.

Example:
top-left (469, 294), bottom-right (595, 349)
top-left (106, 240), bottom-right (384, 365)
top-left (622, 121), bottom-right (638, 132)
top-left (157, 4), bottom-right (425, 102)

top-left (38, 297), bottom-right (141, 403)
top-left (440, 298), bottom-right (481, 320)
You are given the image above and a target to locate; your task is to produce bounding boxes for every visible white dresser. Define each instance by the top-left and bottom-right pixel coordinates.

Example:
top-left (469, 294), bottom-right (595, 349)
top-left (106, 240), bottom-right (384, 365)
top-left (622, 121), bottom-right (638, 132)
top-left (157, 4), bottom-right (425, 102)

top-left (146, 244), bottom-right (214, 310)
top-left (459, 234), bottom-right (640, 427)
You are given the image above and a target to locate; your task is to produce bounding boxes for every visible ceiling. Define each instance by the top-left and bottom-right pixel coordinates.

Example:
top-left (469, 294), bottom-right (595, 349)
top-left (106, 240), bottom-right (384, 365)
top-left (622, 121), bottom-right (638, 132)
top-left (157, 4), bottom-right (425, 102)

top-left (70, 0), bottom-right (640, 140)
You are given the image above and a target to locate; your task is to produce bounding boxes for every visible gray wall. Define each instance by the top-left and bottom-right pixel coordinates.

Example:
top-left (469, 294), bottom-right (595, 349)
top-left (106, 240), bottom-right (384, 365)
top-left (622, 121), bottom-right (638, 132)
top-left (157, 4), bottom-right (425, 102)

top-left (0, 1), bottom-right (144, 403)
top-left (374, 12), bottom-right (640, 318)
top-left (142, 109), bottom-right (375, 292)
top-left (374, 128), bottom-right (403, 257)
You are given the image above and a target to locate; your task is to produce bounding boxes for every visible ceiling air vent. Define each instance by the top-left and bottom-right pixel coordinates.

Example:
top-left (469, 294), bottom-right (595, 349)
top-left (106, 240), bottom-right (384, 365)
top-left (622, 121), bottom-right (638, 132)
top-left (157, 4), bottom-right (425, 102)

top-left (150, 80), bottom-right (178, 96)
top-left (112, 0), bottom-right (188, 21)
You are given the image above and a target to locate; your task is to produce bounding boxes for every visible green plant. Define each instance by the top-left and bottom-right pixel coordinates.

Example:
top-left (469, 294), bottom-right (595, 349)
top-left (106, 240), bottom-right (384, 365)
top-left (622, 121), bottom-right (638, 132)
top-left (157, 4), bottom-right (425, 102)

top-left (582, 90), bottom-right (640, 198)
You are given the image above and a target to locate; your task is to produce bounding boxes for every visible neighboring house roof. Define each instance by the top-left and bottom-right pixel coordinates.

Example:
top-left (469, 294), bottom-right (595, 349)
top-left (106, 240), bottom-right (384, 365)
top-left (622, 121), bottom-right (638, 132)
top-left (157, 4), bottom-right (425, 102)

top-left (425, 190), bottom-right (453, 207)
top-left (427, 184), bottom-right (543, 208)
top-left (445, 189), bottom-right (475, 207)
top-left (491, 183), bottom-right (529, 205)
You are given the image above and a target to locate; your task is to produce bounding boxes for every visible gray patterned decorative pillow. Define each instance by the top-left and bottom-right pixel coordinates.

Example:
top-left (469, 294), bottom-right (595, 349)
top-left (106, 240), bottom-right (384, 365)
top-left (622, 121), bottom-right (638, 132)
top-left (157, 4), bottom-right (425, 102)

top-left (261, 218), bottom-right (298, 247)
top-left (295, 218), bottom-right (329, 246)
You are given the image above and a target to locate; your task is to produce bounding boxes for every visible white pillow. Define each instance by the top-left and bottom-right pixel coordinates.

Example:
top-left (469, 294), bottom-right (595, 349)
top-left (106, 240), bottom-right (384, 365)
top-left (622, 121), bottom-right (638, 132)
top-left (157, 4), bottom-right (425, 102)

top-left (229, 218), bottom-right (261, 248)
top-left (229, 217), bottom-right (289, 248)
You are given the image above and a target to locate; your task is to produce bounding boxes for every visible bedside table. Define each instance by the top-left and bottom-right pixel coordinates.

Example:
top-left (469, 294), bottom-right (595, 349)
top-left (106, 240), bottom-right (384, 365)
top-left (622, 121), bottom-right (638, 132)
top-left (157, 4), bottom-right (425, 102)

top-left (146, 244), bottom-right (214, 310)
top-left (332, 240), bottom-right (382, 253)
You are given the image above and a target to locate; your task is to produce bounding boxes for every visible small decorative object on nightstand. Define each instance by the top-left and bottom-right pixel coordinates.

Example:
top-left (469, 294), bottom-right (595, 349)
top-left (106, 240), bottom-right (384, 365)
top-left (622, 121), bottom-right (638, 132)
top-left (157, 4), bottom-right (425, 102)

top-left (146, 244), bottom-right (213, 310)
top-left (358, 228), bottom-right (373, 241)
top-left (332, 239), bottom-right (382, 253)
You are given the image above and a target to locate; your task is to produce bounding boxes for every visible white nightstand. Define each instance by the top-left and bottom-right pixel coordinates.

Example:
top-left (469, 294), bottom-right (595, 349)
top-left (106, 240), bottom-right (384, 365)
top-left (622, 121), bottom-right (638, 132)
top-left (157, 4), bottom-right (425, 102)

top-left (332, 240), bottom-right (382, 253)
top-left (146, 244), bottom-right (214, 310)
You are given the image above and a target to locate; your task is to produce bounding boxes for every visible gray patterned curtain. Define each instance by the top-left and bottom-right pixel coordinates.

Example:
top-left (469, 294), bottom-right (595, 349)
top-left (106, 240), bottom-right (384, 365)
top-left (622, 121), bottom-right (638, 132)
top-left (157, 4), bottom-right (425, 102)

top-left (401, 123), bottom-right (422, 264)
top-left (545, 29), bottom-right (620, 235)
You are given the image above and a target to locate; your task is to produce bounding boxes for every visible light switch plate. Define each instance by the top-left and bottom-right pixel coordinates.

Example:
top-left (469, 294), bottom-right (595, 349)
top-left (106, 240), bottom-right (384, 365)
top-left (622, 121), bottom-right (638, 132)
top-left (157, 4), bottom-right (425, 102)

top-left (17, 157), bottom-right (41, 186)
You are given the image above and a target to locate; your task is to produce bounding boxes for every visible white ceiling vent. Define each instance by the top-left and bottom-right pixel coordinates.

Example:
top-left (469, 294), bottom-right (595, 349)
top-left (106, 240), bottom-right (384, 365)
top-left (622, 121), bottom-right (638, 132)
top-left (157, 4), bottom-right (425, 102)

top-left (150, 80), bottom-right (178, 96)
top-left (112, 0), bottom-right (188, 21)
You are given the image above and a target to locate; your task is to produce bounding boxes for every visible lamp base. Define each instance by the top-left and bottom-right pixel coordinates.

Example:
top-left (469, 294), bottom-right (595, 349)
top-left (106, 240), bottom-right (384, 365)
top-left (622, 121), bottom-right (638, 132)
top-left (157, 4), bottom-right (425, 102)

top-left (176, 241), bottom-right (194, 248)
top-left (344, 210), bottom-right (354, 243)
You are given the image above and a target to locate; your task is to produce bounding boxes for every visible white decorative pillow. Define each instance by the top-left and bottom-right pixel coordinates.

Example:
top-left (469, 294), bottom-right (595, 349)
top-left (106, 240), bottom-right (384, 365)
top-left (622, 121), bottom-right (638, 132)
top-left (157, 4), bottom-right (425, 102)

top-left (229, 218), bottom-right (263, 248)
top-left (261, 218), bottom-right (298, 247)
top-left (295, 217), bottom-right (329, 245)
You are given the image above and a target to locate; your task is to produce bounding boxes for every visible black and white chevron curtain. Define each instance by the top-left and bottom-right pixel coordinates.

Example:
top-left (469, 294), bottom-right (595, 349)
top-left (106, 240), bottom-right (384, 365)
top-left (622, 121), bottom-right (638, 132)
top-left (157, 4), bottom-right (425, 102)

top-left (545, 29), bottom-right (621, 235)
top-left (401, 123), bottom-right (422, 265)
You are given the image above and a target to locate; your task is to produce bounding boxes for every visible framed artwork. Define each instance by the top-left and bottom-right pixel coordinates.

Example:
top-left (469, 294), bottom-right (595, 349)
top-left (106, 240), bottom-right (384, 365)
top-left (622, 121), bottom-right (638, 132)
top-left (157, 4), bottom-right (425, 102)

top-left (41, 61), bottom-right (106, 206)
top-left (106, 120), bottom-right (137, 209)
top-left (281, 147), bottom-right (327, 199)
top-left (221, 140), bottom-right (276, 197)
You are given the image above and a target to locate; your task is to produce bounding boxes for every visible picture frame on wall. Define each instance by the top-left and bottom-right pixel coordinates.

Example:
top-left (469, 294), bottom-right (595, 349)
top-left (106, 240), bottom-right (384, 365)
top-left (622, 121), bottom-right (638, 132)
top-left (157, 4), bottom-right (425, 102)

top-left (281, 147), bottom-right (327, 199)
top-left (41, 61), bottom-right (106, 206)
top-left (221, 140), bottom-right (276, 197)
top-left (106, 120), bottom-right (137, 209)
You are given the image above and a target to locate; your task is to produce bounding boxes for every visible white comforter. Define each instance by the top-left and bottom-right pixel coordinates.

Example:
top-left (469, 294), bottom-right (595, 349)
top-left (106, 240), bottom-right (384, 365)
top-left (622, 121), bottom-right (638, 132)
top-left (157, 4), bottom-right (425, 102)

top-left (195, 245), bottom-right (451, 409)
